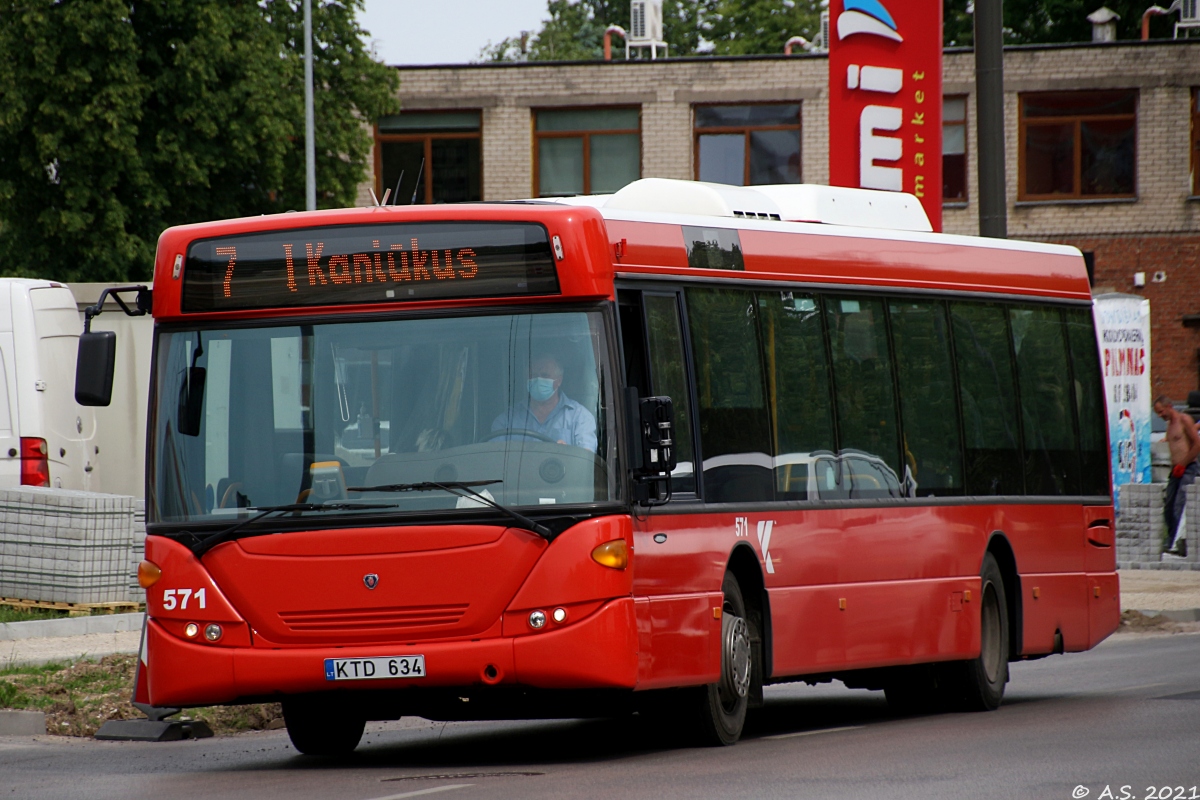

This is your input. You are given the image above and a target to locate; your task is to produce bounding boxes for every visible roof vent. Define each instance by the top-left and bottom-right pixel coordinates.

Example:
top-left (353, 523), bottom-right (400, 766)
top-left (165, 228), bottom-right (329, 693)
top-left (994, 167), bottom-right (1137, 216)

top-left (602, 179), bottom-right (933, 232)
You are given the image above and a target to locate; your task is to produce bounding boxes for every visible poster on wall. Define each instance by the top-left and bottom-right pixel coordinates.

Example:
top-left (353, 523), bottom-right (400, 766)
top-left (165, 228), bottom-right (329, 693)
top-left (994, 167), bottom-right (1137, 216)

top-left (827, 0), bottom-right (943, 231)
top-left (1093, 293), bottom-right (1152, 510)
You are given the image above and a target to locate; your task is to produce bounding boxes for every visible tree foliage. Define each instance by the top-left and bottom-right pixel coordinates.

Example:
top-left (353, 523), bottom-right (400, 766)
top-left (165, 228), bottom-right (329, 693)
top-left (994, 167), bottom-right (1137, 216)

top-left (944, 0), bottom-right (1177, 46)
top-left (485, 0), bottom-right (1179, 62)
top-left (0, 0), bottom-right (398, 284)
top-left (480, 0), bottom-right (721, 61)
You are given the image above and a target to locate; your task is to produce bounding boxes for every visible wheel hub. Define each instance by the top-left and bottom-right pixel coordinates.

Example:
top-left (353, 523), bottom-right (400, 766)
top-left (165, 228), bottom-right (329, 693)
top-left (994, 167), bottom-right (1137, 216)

top-left (720, 614), bottom-right (752, 700)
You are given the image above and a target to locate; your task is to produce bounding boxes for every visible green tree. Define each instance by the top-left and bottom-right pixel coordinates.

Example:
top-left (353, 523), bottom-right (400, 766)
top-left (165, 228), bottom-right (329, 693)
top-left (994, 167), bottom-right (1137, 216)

top-left (708, 0), bottom-right (823, 55)
top-left (480, 0), bottom-right (717, 62)
top-left (943, 0), bottom-right (1177, 46)
top-left (0, 0), bottom-right (398, 284)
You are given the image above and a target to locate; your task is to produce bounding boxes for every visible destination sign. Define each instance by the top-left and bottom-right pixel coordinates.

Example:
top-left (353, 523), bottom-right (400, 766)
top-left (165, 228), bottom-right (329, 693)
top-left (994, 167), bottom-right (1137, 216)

top-left (182, 221), bottom-right (560, 312)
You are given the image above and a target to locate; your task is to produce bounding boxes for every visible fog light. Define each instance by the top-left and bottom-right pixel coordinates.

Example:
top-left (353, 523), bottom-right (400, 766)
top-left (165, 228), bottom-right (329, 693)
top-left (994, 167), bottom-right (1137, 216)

top-left (204, 623), bottom-right (223, 642)
top-left (552, 607), bottom-right (567, 623)
top-left (184, 622), bottom-right (199, 638)
top-left (528, 610), bottom-right (546, 629)
top-left (137, 560), bottom-right (162, 589)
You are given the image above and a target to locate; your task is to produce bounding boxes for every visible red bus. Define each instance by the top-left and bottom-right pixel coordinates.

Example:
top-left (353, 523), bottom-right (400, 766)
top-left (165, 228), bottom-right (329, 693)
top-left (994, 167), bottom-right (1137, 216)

top-left (79, 178), bottom-right (1118, 754)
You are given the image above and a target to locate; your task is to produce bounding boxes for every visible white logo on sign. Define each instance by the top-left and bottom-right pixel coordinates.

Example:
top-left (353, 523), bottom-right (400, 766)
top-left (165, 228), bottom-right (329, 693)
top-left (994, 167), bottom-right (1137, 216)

top-left (756, 520), bottom-right (776, 574)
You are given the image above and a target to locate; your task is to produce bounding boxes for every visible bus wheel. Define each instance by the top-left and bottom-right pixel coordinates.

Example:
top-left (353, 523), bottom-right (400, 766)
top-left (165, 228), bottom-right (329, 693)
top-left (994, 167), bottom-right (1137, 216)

top-left (952, 552), bottom-right (1010, 711)
top-left (693, 572), bottom-right (752, 746)
top-left (282, 698), bottom-right (365, 756)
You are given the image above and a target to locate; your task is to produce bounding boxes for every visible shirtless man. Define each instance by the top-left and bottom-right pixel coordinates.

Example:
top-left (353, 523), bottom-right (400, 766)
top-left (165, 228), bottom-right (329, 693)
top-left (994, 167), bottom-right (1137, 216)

top-left (1154, 395), bottom-right (1200, 557)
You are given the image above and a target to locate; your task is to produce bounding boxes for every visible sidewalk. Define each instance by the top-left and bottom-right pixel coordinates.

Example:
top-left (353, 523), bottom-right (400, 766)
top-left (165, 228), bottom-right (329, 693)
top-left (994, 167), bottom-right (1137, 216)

top-left (2, 570), bottom-right (1198, 669)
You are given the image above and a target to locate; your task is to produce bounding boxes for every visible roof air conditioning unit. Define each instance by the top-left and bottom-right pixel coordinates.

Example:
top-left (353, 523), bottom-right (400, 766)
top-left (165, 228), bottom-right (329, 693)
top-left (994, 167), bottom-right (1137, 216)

top-left (1183, 0), bottom-right (1198, 21)
top-left (817, 11), bottom-right (830, 52)
top-left (627, 0), bottom-right (667, 57)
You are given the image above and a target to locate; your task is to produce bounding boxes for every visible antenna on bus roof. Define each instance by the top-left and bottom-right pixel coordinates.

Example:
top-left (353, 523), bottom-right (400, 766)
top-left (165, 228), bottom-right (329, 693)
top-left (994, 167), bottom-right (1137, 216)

top-left (409, 158), bottom-right (425, 205)
top-left (391, 169), bottom-right (405, 205)
top-left (379, 188), bottom-right (392, 206)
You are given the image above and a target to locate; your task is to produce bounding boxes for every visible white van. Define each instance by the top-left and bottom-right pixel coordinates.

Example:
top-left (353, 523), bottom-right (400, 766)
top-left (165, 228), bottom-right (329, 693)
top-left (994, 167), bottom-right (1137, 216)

top-left (0, 279), bottom-right (98, 490)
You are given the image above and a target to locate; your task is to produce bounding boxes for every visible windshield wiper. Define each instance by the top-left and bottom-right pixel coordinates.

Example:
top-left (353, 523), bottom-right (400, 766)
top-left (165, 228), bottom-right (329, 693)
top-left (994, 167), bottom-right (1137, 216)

top-left (347, 480), bottom-right (555, 541)
top-left (191, 502), bottom-right (397, 558)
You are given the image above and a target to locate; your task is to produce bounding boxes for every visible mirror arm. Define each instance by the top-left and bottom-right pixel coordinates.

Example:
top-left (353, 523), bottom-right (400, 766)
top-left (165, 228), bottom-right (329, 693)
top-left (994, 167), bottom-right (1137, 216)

top-left (83, 285), bottom-right (151, 332)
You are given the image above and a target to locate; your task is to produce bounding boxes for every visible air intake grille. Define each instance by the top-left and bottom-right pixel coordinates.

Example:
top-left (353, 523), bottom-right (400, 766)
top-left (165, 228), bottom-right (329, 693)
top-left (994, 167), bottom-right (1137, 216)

top-left (278, 603), bottom-right (469, 632)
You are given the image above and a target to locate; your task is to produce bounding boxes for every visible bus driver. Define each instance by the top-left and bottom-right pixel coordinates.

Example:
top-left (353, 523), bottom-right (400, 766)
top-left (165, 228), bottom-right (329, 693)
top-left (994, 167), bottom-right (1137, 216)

top-left (491, 354), bottom-right (597, 452)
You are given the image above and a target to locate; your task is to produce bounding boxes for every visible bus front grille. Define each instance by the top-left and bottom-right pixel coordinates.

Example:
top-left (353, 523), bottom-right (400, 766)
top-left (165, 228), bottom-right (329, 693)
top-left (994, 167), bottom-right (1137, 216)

top-left (277, 603), bottom-right (470, 632)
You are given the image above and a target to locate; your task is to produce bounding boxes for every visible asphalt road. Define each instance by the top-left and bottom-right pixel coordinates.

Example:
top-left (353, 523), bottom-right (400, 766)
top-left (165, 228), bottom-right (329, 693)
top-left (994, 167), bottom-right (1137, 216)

top-left (3, 631), bottom-right (1199, 800)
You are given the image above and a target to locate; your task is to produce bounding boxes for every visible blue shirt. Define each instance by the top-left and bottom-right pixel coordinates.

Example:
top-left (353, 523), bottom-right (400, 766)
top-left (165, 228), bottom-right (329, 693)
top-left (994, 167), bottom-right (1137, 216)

top-left (491, 391), bottom-right (598, 452)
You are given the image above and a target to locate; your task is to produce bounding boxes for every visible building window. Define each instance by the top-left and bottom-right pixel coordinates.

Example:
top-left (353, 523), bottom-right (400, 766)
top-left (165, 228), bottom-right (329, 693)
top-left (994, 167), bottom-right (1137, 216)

top-left (943, 96), bottom-right (967, 202)
top-left (535, 108), bottom-right (641, 196)
top-left (1019, 90), bottom-right (1136, 200)
top-left (1192, 88), bottom-right (1200, 196)
top-left (694, 104), bottom-right (802, 186)
top-left (375, 111), bottom-right (481, 204)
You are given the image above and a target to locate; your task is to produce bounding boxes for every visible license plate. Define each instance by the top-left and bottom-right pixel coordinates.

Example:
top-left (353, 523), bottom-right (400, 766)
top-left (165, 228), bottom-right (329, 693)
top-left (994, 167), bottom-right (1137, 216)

top-left (324, 655), bottom-right (425, 681)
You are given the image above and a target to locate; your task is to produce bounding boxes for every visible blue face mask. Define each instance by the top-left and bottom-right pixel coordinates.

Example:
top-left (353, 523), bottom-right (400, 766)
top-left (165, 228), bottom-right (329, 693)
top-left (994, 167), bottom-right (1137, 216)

top-left (528, 377), bottom-right (556, 402)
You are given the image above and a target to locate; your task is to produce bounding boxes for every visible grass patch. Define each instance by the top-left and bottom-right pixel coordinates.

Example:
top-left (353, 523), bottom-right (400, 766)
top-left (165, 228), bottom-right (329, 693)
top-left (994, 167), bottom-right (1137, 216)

top-left (0, 605), bottom-right (144, 624)
top-left (0, 655), bottom-right (282, 737)
top-left (0, 607), bottom-right (69, 624)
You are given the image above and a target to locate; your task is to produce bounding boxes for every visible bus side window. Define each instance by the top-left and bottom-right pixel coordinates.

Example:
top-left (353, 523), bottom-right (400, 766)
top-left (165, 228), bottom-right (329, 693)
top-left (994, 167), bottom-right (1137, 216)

top-left (1011, 306), bottom-right (1081, 496)
top-left (759, 292), bottom-right (836, 500)
top-left (950, 303), bottom-right (1024, 495)
top-left (685, 287), bottom-right (773, 503)
top-left (642, 293), bottom-right (697, 494)
top-left (889, 299), bottom-right (964, 496)
top-left (1065, 308), bottom-right (1109, 497)
top-left (825, 296), bottom-right (903, 492)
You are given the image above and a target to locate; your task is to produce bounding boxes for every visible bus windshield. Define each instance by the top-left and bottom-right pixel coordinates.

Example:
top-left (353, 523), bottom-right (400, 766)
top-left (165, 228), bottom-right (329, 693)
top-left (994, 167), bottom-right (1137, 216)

top-left (149, 309), bottom-right (617, 523)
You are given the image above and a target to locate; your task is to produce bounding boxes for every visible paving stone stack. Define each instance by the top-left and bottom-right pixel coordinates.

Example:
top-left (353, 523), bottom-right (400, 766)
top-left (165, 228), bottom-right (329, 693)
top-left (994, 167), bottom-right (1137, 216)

top-left (0, 487), bottom-right (138, 604)
top-left (126, 499), bottom-right (146, 604)
top-left (1117, 482), bottom-right (1200, 570)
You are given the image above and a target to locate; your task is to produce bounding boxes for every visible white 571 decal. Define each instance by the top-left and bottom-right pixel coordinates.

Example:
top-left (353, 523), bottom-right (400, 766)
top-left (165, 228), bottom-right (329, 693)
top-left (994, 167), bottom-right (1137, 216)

top-left (756, 520), bottom-right (775, 574)
top-left (161, 588), bottom-right (207, 611)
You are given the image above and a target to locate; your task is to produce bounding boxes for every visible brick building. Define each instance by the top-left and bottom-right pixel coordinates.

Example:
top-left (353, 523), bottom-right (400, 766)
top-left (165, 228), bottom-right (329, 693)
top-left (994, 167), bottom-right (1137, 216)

top-left (370, 40), bottom-right (1200, 399)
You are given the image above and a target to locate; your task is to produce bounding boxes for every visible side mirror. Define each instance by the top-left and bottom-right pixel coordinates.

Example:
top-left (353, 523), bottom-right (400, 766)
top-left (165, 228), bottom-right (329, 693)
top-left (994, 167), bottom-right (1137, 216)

top-left (75, 331), bottom-right (117, 406)
top-left (638, 395), bottom-right (677, 475)
top-left (625, 388), bottom-right (675, 505)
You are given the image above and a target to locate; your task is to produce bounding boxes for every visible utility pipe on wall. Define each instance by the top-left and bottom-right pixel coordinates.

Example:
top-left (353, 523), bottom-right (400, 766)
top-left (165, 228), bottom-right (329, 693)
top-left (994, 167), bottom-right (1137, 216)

top-left (784, 36), bottom-right (809, 55)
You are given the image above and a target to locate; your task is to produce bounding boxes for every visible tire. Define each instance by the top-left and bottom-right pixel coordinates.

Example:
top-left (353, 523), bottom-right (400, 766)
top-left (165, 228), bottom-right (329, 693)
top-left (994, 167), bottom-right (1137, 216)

top-left (282, 698), bottom-right (366, 756)
top-left (948, 552), bottom-right (1010, 711)
top-left (691, 572), bottom-right (752, 746)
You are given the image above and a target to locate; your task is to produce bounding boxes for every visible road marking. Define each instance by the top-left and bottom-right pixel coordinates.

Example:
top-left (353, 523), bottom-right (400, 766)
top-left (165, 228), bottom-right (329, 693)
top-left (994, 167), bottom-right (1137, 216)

top-left (366, 785), bottom-right (474, 800)
top-left (1115, 682), bottom-right (1167, 692)
top-left (762, 725), bottom-right (865, 740)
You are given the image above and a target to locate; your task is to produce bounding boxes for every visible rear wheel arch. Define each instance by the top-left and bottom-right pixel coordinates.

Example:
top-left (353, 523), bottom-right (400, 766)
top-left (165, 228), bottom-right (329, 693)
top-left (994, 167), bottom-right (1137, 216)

top-left (727, 544), bottom-right (771, 687)
top-left (984, 531), bottom-right (1022, 661)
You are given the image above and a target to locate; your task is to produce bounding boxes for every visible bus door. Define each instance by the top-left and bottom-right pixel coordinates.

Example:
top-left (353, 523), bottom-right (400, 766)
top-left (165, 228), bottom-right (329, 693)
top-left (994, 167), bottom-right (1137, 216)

top-left (618, 288), bottom-right (721, 686)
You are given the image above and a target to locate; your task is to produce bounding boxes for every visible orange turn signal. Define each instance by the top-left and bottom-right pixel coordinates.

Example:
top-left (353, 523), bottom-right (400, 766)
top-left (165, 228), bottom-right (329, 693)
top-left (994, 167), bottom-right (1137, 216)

top-left (137, 560), bottom-right (162, 589)
top-left (591, 539), bottom-right (628, 570)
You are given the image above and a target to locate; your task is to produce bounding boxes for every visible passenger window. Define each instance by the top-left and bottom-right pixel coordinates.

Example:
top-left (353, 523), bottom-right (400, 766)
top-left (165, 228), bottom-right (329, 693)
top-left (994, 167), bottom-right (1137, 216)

top-left (1011, 306), bottom-right (1080, 495)
top-left (890, 300), bottom-right (963, 496)
top-left (950, 303), bottom-right (1023, 495)
top-left (686, 287), bottom-right (773, 502)
top-left (759, 292), bottom-right (836, 500)
top-left (644, 293), bottom-right (696, 493)
top-left (825, 297), bottom-right (903, 491)
top-left (1065, 308), bottom-right (1109, 496)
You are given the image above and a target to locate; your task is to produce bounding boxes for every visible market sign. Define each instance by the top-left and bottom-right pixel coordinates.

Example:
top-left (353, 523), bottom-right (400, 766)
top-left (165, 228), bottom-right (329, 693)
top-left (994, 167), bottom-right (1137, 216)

top-left (828, 0), bottom-right (943, 231)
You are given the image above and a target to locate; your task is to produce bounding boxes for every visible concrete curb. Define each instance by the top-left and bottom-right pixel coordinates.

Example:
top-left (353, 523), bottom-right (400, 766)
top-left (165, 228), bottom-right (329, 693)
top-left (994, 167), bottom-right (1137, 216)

top-left (0, 612), bottom-right (142, 642)
top-left (0, 710), bottom-right (46, 735)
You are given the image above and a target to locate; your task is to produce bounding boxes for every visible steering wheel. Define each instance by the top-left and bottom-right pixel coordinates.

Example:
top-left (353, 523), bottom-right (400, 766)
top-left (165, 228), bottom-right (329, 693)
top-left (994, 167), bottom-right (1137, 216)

top-left (483, 428), bottom-right (559, 444)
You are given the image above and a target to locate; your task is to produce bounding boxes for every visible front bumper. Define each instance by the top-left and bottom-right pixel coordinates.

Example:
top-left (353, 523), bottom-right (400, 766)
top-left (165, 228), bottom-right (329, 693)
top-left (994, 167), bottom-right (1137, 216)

top-left (147, 596), bottom-right (639, 707)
